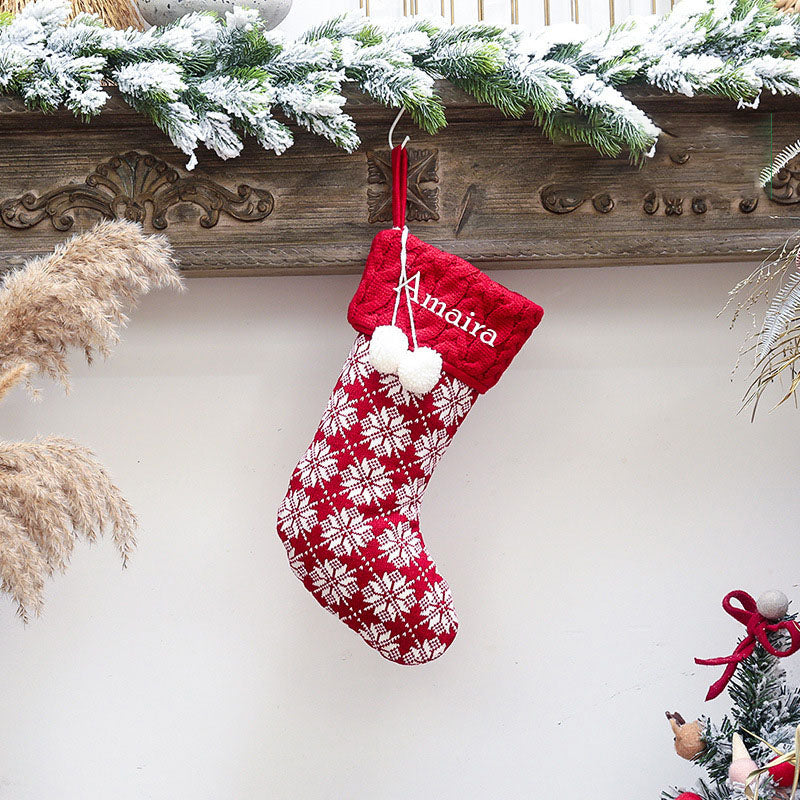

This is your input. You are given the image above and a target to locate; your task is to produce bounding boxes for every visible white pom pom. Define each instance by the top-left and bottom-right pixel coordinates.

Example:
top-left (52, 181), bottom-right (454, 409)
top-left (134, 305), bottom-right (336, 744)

top-left (757, 589), bottom-right (790, 621)
top-left (369, 325), bottom-right (408, 374)
top-left (397, 346), bottom-right (442, 395)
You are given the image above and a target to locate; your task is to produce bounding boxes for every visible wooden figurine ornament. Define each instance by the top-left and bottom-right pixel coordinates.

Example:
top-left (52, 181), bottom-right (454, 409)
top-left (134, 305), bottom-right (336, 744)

top-left (666, 711), bottom-right (707, 760)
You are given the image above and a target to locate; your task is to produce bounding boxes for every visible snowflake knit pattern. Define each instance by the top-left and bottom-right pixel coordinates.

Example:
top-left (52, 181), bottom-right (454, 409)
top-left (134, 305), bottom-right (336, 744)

top-left (277, 229), bottom-right (543, 664)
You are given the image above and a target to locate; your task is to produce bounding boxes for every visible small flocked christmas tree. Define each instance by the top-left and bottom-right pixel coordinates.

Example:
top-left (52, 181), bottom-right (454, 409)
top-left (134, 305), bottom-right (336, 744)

top-left (663, 591), bottom-right (800, 800)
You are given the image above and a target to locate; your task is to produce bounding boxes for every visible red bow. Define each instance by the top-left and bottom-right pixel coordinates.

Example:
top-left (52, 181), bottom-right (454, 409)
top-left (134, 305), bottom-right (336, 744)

top-left (696, 590), bottom-right (800, 701)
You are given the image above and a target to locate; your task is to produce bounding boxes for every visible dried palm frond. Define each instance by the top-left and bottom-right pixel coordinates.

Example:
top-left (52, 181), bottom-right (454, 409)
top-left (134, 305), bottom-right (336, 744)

top-left (759, 138), bottom-right (800, 187)
top-left (758, 257), bottom-right (800, 359)
top-left (725, 232), bottom-right (800, 416)
top-left (0, 218), bottom-right (182, 394)
top-left (0, 0), bottom-right (145, 30)
top-left (0, 437), bottom-right (137, 619)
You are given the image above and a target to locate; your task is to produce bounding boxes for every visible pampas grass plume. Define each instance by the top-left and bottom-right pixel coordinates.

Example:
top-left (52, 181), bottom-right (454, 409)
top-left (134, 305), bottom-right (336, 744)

top-left (0, 219), bottom-right (182, 619)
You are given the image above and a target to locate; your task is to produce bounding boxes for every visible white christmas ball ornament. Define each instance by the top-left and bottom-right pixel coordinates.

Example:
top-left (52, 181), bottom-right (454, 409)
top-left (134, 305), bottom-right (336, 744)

top-left (397, 347), bottom-right (443, 395)
top-left (757, 589), bottom-right (790, 621)
top-left (369, 325), bottom-right (409, 374)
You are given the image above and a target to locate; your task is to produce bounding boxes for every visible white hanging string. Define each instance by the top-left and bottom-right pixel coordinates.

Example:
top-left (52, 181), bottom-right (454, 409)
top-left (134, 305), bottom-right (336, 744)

top-left (390, 226), bottom-right (419, 351)
top-left (388, 108), bottom-right (418, 352)
top-left (369, 110), bottom-right (442, 395)
top-left (388, 107), bottom-right (410, 150)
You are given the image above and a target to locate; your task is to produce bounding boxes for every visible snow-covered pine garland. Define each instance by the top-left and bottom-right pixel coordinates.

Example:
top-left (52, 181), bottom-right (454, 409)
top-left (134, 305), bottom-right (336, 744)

top-left (2, 0), bottom-right (800, 169)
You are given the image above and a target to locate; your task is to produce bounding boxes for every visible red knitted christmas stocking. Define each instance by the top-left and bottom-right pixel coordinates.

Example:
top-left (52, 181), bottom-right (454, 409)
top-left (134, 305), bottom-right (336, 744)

top-left (276, 147), bottom-right (543, 665)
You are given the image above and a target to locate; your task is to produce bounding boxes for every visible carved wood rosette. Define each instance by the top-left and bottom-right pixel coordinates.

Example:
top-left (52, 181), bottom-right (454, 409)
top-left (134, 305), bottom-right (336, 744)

top-left (0, 152), bottom-right (274, 231)
top-left (366, 148), bottom-right (439, 224)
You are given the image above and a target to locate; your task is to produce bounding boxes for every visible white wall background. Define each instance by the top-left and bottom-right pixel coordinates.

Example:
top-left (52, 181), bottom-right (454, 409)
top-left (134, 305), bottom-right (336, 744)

top-left (278, 0), bottom-right (674, 39)
top-left (0, 260), bottom-right (799, 800)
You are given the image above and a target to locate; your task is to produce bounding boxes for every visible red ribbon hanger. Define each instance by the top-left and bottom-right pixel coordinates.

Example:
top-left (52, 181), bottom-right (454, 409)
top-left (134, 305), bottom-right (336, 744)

top-left (389, 107), bottom-right (409, 230)
top-left (696, 590), bottom-right (800, 701)
top-left (391, 143), bottom-right (408, 229)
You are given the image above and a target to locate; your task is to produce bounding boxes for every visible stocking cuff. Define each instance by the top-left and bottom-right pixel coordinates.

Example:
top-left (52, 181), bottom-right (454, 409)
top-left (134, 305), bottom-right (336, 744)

top-left (348, 229), bottom-right (544, 393)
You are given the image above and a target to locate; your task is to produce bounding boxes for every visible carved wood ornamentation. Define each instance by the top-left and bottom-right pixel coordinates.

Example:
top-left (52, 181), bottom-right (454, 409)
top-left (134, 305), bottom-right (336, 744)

top-left (592, 193), bottom-right (615, 213)
top-left (641, 191), bottom-right (656, 214)
top-left (764, 156), bottom-right (800, 205)
top-left (665, 196), bottom-right (683, 216)
top-left (540, 186), bottom-right (713, 217)
top-left (643, 193), bottom-right (714, 215)
top-left (366, 148), bottom-right (439, 224)
top-left (0, 151), bottom-right (275, 231)
top-left (539, 185), bottom-right (615, 214)
top-left (3, 86), bottom-right (800, 274)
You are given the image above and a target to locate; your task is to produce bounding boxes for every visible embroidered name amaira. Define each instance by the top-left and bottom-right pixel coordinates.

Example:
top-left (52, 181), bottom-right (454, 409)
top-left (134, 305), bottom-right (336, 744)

top-left (394, 272), bottom-right (497, 347)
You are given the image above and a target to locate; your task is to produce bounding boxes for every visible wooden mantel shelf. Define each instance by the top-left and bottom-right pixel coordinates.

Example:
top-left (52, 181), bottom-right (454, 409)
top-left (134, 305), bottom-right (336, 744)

top-left (2, 83), bottom-right (800, 275)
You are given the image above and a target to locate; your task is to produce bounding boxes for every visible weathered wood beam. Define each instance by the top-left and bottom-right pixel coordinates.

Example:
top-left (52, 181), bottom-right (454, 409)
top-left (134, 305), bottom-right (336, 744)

top-left (1, 83), bottom-right (799, 275)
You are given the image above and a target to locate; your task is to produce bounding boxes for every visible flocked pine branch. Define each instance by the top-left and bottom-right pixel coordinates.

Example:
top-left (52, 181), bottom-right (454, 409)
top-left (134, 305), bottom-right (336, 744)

top-left (3, 0), bottom-right (800, 165)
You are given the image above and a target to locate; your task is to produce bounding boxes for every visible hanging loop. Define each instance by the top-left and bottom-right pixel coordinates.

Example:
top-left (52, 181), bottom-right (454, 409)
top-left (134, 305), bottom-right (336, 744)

top-left (389, 108), bottom-right (410, 229)
top-left (391, 144), bottom-right (408, 229)
top-left (388, 107), bottom-right (410, 150)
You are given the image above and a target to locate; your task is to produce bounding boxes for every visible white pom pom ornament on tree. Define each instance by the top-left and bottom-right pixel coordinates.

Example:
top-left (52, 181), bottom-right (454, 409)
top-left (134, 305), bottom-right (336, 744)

top-left (757, 589), bottom-right (790, 621)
